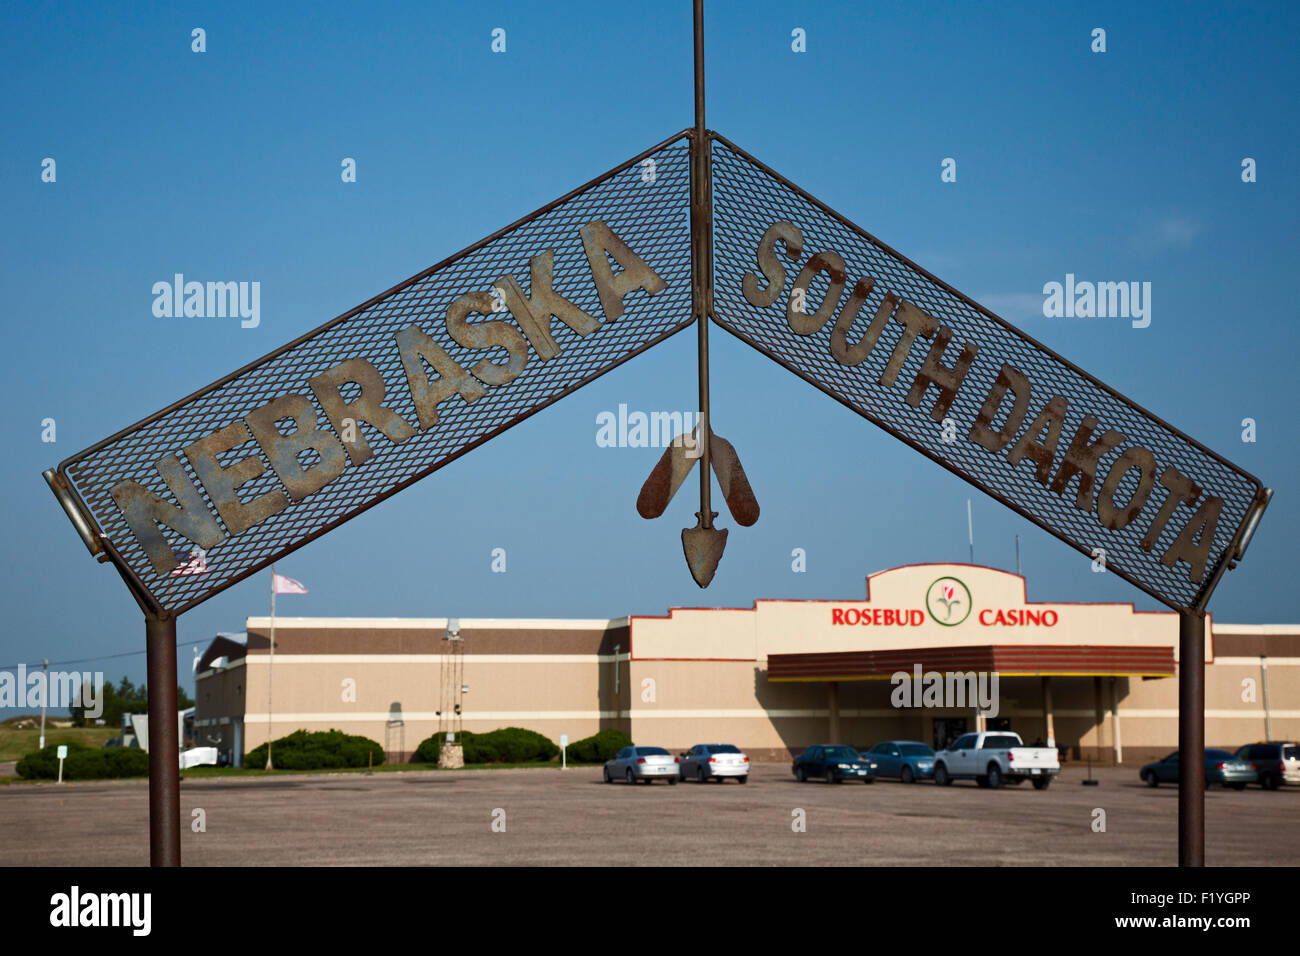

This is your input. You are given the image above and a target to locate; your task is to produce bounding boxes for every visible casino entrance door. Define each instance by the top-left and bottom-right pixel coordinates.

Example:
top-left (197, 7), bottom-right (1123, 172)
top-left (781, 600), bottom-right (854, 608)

top-left (931, 717), bottom-right (1013, 750)
top-left (932, 718), bottom-right (966, 751)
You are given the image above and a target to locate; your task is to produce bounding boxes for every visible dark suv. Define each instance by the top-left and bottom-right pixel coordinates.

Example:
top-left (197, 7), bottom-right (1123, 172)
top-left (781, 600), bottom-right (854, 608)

top-left (1234, 742), bottom-right (1300, 789)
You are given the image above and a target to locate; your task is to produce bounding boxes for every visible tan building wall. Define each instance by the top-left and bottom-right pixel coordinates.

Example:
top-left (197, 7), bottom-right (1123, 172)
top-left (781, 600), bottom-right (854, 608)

top-left (194, 565), bottom-right (1300, 767)
top-left (196, 618), bottom-right (631, 762)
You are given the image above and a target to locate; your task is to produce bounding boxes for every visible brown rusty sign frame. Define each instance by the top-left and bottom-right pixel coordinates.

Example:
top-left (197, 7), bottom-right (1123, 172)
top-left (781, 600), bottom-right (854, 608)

top-left (46, 130), bottom-right (694, 618)
top-left (709, 131), bottom-right (1270, 615)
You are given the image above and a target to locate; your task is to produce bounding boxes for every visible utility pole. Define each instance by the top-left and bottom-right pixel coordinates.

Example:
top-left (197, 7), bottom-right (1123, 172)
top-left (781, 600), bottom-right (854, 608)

top-left (39, 658), bottom-right (48, 749)
top-left (967, 499), bottom-right (974, 564)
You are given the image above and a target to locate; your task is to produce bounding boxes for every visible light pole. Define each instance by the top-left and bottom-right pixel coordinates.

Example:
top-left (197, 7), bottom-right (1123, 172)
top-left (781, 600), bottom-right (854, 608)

top-left (266, 564), bottom-right (277, 771)
top-left (39, 658), bottom-right (48, 750)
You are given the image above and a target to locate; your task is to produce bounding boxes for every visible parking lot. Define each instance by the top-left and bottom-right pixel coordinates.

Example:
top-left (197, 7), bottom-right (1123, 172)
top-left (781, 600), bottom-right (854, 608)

top-left (3, 761), bottom-right (1297, 866)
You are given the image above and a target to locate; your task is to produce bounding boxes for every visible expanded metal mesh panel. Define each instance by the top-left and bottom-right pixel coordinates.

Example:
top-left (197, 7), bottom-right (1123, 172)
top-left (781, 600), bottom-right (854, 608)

top-left (710, 133), bottom-right (1261, 612)
top-left (60, 132), bottom-right (693, 615)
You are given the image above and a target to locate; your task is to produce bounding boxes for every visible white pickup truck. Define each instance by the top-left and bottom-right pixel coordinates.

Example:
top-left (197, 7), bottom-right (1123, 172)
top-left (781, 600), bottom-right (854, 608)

top-left (932, 731), bottom-right (1060, 790)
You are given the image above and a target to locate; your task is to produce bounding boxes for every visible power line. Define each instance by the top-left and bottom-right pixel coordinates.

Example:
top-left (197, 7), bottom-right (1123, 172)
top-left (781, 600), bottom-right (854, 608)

top-left (0, 638), bottom-right (212, 673)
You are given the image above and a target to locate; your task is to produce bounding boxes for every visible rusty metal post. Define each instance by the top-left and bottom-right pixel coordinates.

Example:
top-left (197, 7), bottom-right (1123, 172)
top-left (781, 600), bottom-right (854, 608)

top-left (1178, 608), bottom-right (1205, 866)
top-left (679, 0), bottom-right (730, 587)
top-left (692, 0), bottom-right (713, 520)
top-left (145, 613), bottom-right (181, 866)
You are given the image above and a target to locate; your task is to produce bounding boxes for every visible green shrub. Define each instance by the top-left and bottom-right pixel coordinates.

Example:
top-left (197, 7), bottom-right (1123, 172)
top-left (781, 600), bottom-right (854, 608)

top-left (462, 733), bottom-right (500, 764)
top-left (565, 728), bottom-right (632, 764)
top-left (413, 730), bottom-right (475, 764)
top-left (480, 727), bottom-right (558, 763)
top-left (413, 730), bottom-right (473, 764)
top-left (105, 748), bottom-right (150, 777)
top-left (15, 745), bottom-right (61, 779)
top-left (244, 729), bottom-right (384, 770)
top-left (16, 741), bottom-right (150, 780)
top-left (413, 734), bottom-right (444, 764)
top-left (413, 727), bottom-right (559, 765)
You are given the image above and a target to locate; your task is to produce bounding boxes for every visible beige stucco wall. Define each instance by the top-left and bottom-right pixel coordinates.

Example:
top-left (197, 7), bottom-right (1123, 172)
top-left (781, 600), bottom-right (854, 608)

top-left (194, 617), bottom-right (632, 761)
top-left (192, 566), bottom-right (1300, 766)
top-left (223, 655), bottom-right (627, 757)
top-left (632, 564), bottom-right (1184, 662)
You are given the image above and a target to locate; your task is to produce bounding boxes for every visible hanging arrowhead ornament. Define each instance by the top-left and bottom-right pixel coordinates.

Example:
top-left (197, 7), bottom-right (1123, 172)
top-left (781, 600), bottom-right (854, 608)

top-left (637, 425), bottom-right (759, 525)
top-left (681, 515), bottom-right (727, 588)
top-left (637, 423), bottom-right (759, 586)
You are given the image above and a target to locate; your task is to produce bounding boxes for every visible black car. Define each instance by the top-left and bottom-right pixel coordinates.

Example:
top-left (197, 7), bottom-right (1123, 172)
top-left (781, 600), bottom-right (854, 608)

top-left (792, 744), bottom-right (877, 783)
top-left (1140, 749), bottom-right (1255, 789)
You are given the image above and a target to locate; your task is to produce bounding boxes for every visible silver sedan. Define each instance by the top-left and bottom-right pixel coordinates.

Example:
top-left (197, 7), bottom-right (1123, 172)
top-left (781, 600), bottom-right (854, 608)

top-left (604, 745), bottom-right (680, 784)
top-left (678, 743), bottom-right (750, 783)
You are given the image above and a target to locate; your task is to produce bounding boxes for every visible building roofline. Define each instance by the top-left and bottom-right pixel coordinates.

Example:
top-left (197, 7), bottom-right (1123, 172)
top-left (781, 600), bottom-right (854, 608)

top-left (244, 616), bottom-right (624, 630)
top-left (865, 562), bottom-right (1028, 603)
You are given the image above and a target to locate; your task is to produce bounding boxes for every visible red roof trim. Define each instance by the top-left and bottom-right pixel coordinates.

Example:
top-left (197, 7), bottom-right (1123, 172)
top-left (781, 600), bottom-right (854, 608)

top-left (766, 644), bottom-right (1176, 680)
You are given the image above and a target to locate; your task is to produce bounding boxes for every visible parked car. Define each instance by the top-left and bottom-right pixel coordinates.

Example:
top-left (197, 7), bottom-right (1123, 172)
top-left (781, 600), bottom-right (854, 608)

top-left (604, 745), bottom-right (679, 784)
top-left (862, 740), bottom-right (935, 783)
top-left (678, 743), bottom-right (750, 783)
top-left (1140, 750), bottom-right (1255, 789)
top-left (932, 731), bottom-right (1059, 789)
top-left (792, 744), bottom-right (876, 783)
top-left (1234, 742), bottom-right (1300, 790)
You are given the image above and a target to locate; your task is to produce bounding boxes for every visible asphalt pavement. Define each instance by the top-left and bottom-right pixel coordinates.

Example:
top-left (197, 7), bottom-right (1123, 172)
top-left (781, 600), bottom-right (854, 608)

top-left (1, 763), bottom-right (1294, 866)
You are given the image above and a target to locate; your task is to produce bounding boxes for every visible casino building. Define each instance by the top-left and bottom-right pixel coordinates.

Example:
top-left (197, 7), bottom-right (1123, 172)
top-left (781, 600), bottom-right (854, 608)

top-left (194, 563), bottom-right (1299, 765)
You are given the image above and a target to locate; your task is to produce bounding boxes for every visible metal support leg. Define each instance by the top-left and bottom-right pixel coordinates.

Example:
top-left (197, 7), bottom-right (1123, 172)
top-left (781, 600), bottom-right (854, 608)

top-left (145, 613), bottom-right (181, 867)
top-left (1178, 609), bottom-right (1205, 867)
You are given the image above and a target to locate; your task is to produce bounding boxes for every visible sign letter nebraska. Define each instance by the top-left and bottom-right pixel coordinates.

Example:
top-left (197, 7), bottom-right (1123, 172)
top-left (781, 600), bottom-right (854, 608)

top-left (54, 133), bottom-right (693, 615)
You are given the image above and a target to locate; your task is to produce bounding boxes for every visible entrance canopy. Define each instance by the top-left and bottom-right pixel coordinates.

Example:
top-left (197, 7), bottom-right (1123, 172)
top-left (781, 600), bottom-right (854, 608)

top-left (766, 644), bottom-right (1174, 682)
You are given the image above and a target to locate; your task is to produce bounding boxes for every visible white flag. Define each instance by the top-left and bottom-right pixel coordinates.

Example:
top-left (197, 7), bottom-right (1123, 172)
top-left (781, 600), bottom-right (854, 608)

top-left (273, 573), bottom-right (308, 595)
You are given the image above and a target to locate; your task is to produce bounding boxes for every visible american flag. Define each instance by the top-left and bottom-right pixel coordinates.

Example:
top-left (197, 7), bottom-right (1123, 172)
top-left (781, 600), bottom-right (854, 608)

top-left (273, 573), bottom-right (308, 595)
top-left (170, 549), bottom-right (208, 576)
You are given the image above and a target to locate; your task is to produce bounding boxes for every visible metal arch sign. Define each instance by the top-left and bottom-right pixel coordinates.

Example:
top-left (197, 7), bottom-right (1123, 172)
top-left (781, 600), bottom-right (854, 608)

top-left (45, 131), bottom-right (694, 616)
top-left (44, 128), bottom-right (1273, 618)
top-left (42, 126), bottom-right (1272, 619)
top-left (38, 0), bottom-right (1275, 869)
top-left (707, 132), bottom-right (1269, 613)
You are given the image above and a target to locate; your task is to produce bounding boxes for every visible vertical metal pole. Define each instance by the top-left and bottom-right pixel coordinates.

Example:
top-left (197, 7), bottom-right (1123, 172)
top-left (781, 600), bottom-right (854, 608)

top-left (39, 658), bottom-right (48, 754)
top-left (1041, 675), bottom-right (1055, 747)
top-left (967, 499), bottom-right (974, 564)
top-left (692, 0), bottom-right (713, 527)
top-left (1260, 655), bottom-right (1271, 740)
top-left (144, 613), bottom-right (181, 866)
top-left (826, 682), bottom-right (841, 744)
top-left (1092, 675), bottom-right (1105, 759)
top-left (1178, 609), bottom-right (1205, 866)
top-left (266, 565), bottom-right (276, 770)
top-left (1110, 676), bottom-right (1123, 765)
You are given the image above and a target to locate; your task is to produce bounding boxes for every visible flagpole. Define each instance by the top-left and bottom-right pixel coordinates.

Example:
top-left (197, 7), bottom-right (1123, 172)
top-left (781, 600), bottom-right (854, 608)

top-left (266, 563), bottom-right (275, 771)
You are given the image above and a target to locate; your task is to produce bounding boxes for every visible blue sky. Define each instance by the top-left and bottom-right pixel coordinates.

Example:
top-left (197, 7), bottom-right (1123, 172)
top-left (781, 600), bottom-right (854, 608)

top-left (2, 0), bottom-right (1297, 711)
